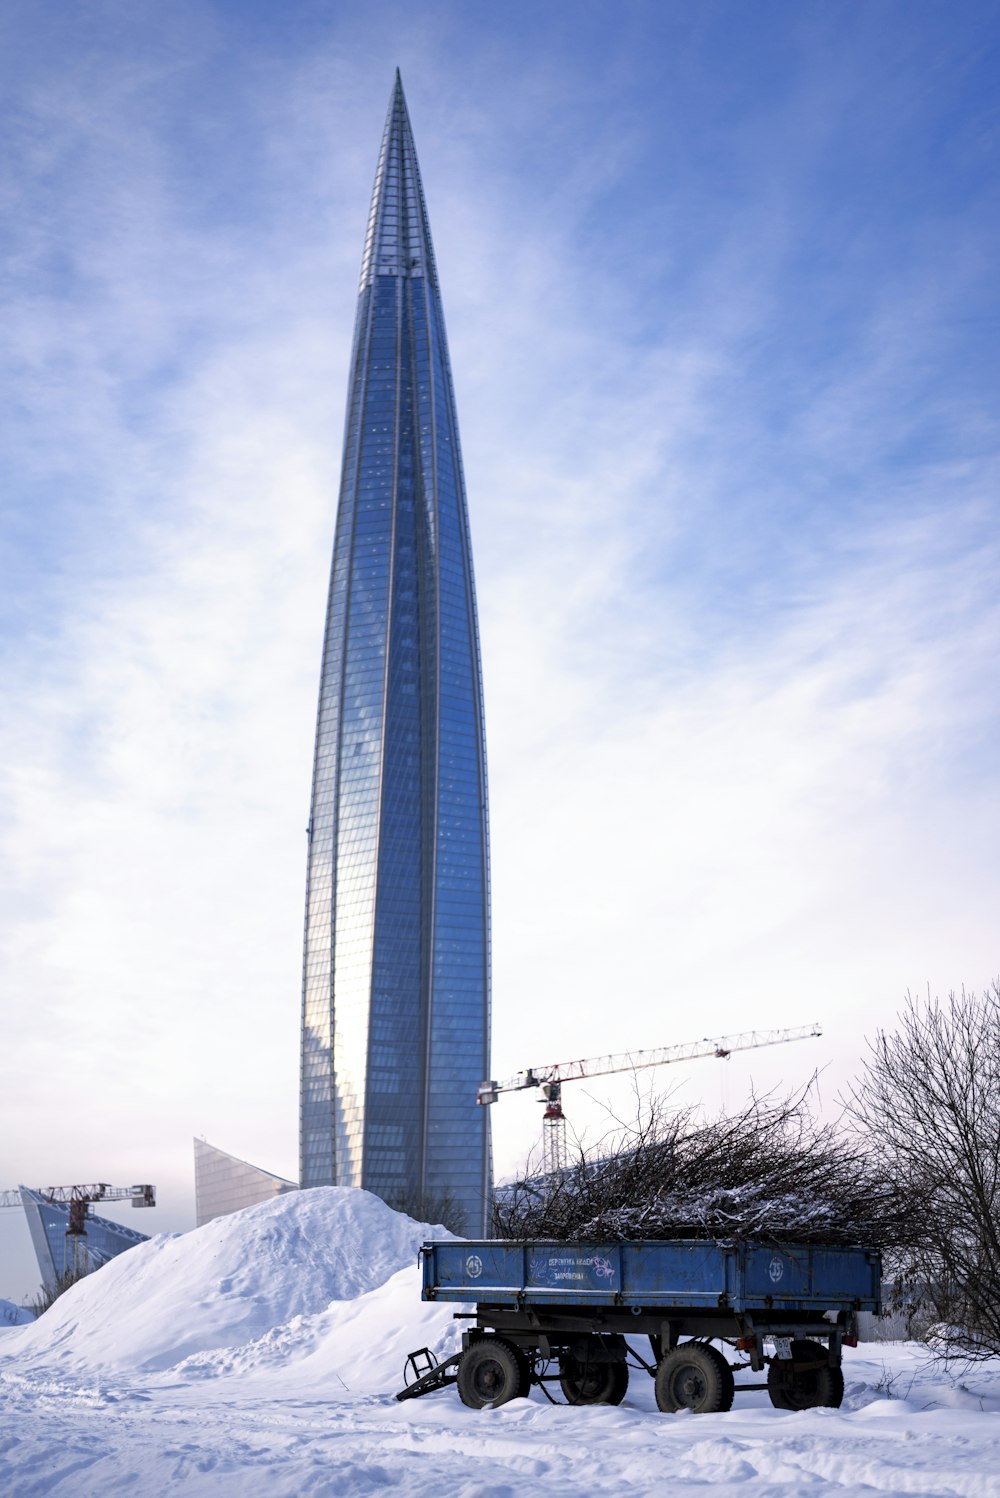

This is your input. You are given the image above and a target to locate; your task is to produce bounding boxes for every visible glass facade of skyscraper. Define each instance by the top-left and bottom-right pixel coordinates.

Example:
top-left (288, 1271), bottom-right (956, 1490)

top-left (300, 74), bottom-right (491, 1234)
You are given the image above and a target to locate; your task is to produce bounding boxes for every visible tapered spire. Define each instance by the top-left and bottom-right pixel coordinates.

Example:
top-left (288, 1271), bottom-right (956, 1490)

top-left (359, 72), bottom-right (439, 293)
top-left (301, 74), bottom-right (490, 1233)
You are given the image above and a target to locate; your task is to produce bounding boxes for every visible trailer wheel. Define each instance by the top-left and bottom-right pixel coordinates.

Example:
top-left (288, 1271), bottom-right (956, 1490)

top-left (457, 1338), bottom-right (527, 1409)
top-left (558, 1355), bottom-right (629, 1405)
top-left (655, 1342), bottom-right (735, 1414)
top-left (767, 1339), bottom-right (844, 1410)
top-left (511, 1344), bottom-right (532, 1391)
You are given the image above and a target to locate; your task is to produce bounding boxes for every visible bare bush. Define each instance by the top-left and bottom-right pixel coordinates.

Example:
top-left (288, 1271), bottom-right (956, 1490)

top-left (847, 983), bottom-right (1000, 1359)
top-left (494, 1085), bottom-right (920, 1251)
top-left (26, 1267), bottom-right (89, 1318)
top-left (381, 1185), bottom-right (467, 1236)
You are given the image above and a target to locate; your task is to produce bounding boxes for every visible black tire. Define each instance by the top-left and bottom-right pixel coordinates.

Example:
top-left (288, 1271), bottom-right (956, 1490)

top-left (457, 1338), bottom-right (528, 1409)
top-left (558, 1355), bottom-right (629, 1405)
top-left (767, 1339), bottom-right (845, 1411)
top-left (511, 1343), bottom-right (533, 1393)
top-left (655, 1341), bottom-right (735, 1414)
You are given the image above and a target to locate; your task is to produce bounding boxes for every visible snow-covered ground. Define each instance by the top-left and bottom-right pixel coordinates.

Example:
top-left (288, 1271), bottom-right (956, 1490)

top-left (0, 1299), bottom-right (34, 1327)
top-left (2, 1188), bottom-right (1000, 1496)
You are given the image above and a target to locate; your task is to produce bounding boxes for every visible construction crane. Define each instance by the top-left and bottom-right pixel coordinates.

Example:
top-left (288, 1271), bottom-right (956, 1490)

top-left (478, 1024), bottom-right (822, 1178)
top-left (0, 1184), bottom-right (156, 1278)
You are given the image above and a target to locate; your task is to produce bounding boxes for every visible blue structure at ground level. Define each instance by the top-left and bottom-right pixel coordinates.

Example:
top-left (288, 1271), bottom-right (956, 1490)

top-left (300, 73), bottom-right (491, 1235)
top-left (19, 1187), bottom-right (148, 1292)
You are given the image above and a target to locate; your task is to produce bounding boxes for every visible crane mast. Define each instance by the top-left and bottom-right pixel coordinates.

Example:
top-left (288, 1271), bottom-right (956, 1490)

top-left (478, 1024), bottom-right (822, 1179)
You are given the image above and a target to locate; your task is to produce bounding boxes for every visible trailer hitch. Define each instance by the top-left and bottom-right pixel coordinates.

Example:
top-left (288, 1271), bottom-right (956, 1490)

top-left (395, 1346), bottom-right (462, 1402)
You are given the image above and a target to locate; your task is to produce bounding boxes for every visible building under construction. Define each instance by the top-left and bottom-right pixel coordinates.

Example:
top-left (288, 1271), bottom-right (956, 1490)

top-left (3, 1185), bottom-right (154, 1293)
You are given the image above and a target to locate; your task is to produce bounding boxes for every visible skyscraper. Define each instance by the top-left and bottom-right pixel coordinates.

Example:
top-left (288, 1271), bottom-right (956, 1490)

top-left (300, 74), bottom-right (491, 1235)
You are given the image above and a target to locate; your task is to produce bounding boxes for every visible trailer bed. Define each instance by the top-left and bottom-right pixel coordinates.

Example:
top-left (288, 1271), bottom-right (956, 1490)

top-left (422, 1238), bottom-right (880, 1313)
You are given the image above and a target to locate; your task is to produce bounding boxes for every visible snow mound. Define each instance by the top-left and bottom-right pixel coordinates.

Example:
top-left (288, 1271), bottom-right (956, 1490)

top-left (0, 1187), bottom-right (447, 1375)
top-left (0, 1298), bottom-right (35, 1327)
top-left (172, 1262), bottom-right (464, 1393)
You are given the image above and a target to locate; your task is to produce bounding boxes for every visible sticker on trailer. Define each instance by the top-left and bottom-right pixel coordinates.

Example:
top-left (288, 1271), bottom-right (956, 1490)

top-left (769, 1256), bottom-right (785, 1283)
top-left (530, 1251), bottom-right (618, 1288)
top-left (465, 1254), bottom-right (483, 1279)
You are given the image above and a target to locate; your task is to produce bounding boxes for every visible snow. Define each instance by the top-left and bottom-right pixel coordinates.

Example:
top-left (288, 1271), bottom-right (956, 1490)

top-left (3, 1187), bottom-right (1000, 1495)
top-left (0, 1185), bottom-right (448, 1375)
top-left (0, 1298), bottom-right (34, 1327)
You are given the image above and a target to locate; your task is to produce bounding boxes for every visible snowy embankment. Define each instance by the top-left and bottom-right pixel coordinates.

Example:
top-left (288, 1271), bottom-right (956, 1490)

top-left (3, 1187), bottom-right (1000, 1496)
top-left (0, 1186), bottom-right (460, 1387)
top-left (0, 1299), bottom-right (33, 1327)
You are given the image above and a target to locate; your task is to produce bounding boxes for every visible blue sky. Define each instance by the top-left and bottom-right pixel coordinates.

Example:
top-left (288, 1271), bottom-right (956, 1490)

top-left (1, 0), bottom-right (998, 1299)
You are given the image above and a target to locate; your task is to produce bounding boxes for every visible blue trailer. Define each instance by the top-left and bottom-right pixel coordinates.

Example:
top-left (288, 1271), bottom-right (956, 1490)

top-left (397, 1237), bottom-right (881, 1413)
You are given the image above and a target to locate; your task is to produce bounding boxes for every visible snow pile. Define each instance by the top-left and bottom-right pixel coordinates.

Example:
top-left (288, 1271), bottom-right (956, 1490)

top-left (0, 1187), bottom-right (452, 1378)
top-left (172, 1261), bottom-right (464, 1392)
top-left (0, 1298), bottom-right (34, 1327)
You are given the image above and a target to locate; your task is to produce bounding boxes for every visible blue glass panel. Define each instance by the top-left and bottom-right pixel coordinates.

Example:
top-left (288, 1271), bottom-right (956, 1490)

top-left (300, 75), bottom-right (490, 1232)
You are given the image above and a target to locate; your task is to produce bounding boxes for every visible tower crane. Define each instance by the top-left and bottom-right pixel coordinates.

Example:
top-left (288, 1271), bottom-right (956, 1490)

top-left (478, 1024), bottom-right (822, 1178)
top-left (0, 1184), bottom-right (156, 1279)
